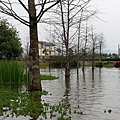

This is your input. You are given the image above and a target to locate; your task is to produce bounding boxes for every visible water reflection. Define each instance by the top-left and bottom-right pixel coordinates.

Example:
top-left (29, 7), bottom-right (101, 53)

top-left (63, 77), bottom-right (71, 110)
top-left (1, 67), bottom-right (120, 120)
top-left (98, 68), bottom-right (102, 80)
top-left (41, 67), bottom-right (120, 120)
top-left (64, 77), bottom-right (70, 98)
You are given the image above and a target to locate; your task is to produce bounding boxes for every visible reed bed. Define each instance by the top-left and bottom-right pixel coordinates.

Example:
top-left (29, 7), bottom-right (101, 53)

top-left (0, 60), bottom-right (28, 84)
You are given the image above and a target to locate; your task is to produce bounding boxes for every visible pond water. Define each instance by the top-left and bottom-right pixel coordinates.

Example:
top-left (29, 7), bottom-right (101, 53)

top-left (1, 67), bottom-right (120, 120)
top-left (41, 67), bottom-right (120, 120)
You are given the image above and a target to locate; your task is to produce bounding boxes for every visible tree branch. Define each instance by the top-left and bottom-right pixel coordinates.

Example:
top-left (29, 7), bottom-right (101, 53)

top-left (0, 0), bottom-right (29, 26)
top-left (18, 0), bottom-right (30, 16)
top-left (37, 0), bottom-right (60, 22)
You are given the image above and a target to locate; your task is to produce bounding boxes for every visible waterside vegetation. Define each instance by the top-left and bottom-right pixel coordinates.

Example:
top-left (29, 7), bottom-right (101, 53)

top-left (0, 88), bottom-right (85, 120)
top-left (16, 60), bottom-right (116, 69)
top-left (0, 60), bottom-right (115, 119)
top-left (0, 60), bottom-right (58, 84)
top-left (0, 60), bottom-right (28, 84)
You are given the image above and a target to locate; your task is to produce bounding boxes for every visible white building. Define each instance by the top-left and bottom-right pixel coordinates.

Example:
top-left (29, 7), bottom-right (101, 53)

top-left (38, 41), bottom-right (56, 58)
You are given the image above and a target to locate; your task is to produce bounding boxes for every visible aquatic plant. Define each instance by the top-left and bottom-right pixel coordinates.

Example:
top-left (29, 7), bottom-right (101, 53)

top-left (0, 60), bottom-right (58, 85)
top-left (0, 88), bottom-right (85, 120)
top-left (108, 109), bottom-right (112, 113)
top-left (40, 75), bottom-right (59, 80)
top-left (104, 110), bottom-right (106, 113)
top-left (0, 60), bottom-right (28, 84)
top-left (104, 109), bottom-right (112, 113)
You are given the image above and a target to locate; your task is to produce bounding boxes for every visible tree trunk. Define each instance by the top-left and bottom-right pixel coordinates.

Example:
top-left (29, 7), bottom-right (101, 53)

top-left (28, 0), bottom-right (42, 91)
top-left (65, 62), bottom-right (70, 77)
top-left (65, 44), bottom-right (70, 77)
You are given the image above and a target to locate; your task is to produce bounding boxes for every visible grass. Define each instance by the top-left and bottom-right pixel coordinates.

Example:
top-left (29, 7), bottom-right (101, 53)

top-left (15, 60), bottom-right (26, 66)
top-left (103, 63), bottom-right (115, 68)
top-left (85, 61), bottom-right (115, 68)
top-left (15, 60), bottom-right (116, 68)
top-left (15, 61), bottom-right (49, 69)
top-left (16, 61), bottom-right (49, 68)
top-left (40, 75), bottom-right (58, 80)
top-left (40, 62), bottom-right (49, 69)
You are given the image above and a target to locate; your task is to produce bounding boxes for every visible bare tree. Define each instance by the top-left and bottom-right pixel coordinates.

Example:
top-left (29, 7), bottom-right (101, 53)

top-left (90, 27), bottom-right (96, 74)
top-left (98, 33), bottom-right (105, 62)
top-left (89, 26), bottom-right (101, 79)
top-left (76, 7), bottom-right (96, 79)
top-left (81, 21), bottom-right (90, 73)
top-left (0, 0), bottom-right (60, 91)
top-left (55, 0), bottom-right (93, 77)
top-left (76, 9), bottom-right (83, 80)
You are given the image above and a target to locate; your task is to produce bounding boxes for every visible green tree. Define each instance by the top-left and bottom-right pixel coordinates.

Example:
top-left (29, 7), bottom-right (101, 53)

top-left (0, 19), bottom-right (23, 59)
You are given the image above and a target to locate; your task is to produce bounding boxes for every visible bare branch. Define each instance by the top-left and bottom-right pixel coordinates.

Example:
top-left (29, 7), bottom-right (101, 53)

top-left (18, 0), bottom-right (30, 16)
top-left (0, 0), bottom-right (29, 26)
top-left (37, 0), bottom-right (60, 22)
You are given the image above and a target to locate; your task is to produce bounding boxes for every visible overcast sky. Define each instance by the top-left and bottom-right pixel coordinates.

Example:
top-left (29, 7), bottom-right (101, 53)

top-left (91, 0), bottom-right (120, 53)
top-left (1, 0), bottom-right (120, 53)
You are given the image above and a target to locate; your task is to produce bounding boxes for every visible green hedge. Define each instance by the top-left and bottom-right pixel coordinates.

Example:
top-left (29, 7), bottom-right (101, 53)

top-left (95, 62), bottom-right (103, 67)
top-left (51, 60), bottom-right (80, 68)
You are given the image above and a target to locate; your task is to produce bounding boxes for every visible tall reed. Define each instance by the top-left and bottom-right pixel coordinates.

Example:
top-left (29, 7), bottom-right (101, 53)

top-left (0, 60), bottom-right (28, 84)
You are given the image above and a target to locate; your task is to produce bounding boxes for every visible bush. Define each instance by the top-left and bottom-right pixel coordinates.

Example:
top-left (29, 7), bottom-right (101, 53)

top-left (51, 59), bottom-right (80, 68)
top-left (114, 61), bottom-right (120, 68)
top-left (70, 60), bottom-right (80, 68)
top-left (95, 62), bottom-right (103, 67)
top-left (51, 60), bottom-right (66, 68)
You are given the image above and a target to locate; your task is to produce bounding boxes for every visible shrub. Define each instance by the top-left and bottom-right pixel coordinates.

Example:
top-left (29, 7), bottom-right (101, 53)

top-left (114, 61), bottom-right (120, 68)
top-left (70, 60), bottom-right (80, 68)
top-left (51, 59), bottom-right (80, 68)
top-left (51, 60), bottom-right (66, 68)
top-left (95, 62), bottom-right (103, 67)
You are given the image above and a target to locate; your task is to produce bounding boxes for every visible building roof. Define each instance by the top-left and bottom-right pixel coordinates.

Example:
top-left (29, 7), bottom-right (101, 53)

top-left (38, 41), bottom-right (55, 46)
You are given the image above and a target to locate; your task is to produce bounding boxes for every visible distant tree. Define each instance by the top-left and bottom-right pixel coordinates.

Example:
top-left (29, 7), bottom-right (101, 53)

top-left (89, 26), bottom-right (98, 76)
top-left (111, 53), bottom-right (119, 59)
top-left (81, 22), bottom-right (90, 73)
top-left (0, 19), bottom-right (23, 59)
top-left (98, 33), bottom-right (105, 61)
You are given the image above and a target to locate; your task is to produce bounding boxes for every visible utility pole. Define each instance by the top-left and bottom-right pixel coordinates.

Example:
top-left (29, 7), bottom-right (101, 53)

top-left (118, 44), bottom-right (120, 58)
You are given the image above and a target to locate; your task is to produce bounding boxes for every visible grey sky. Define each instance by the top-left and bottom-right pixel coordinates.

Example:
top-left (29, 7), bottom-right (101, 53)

top-left (1, 0), bottom-right (120, 53)
top-left (23, 0), bottom-right (120, 53)
top-left (91, 0), bottom-right (120, 53)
